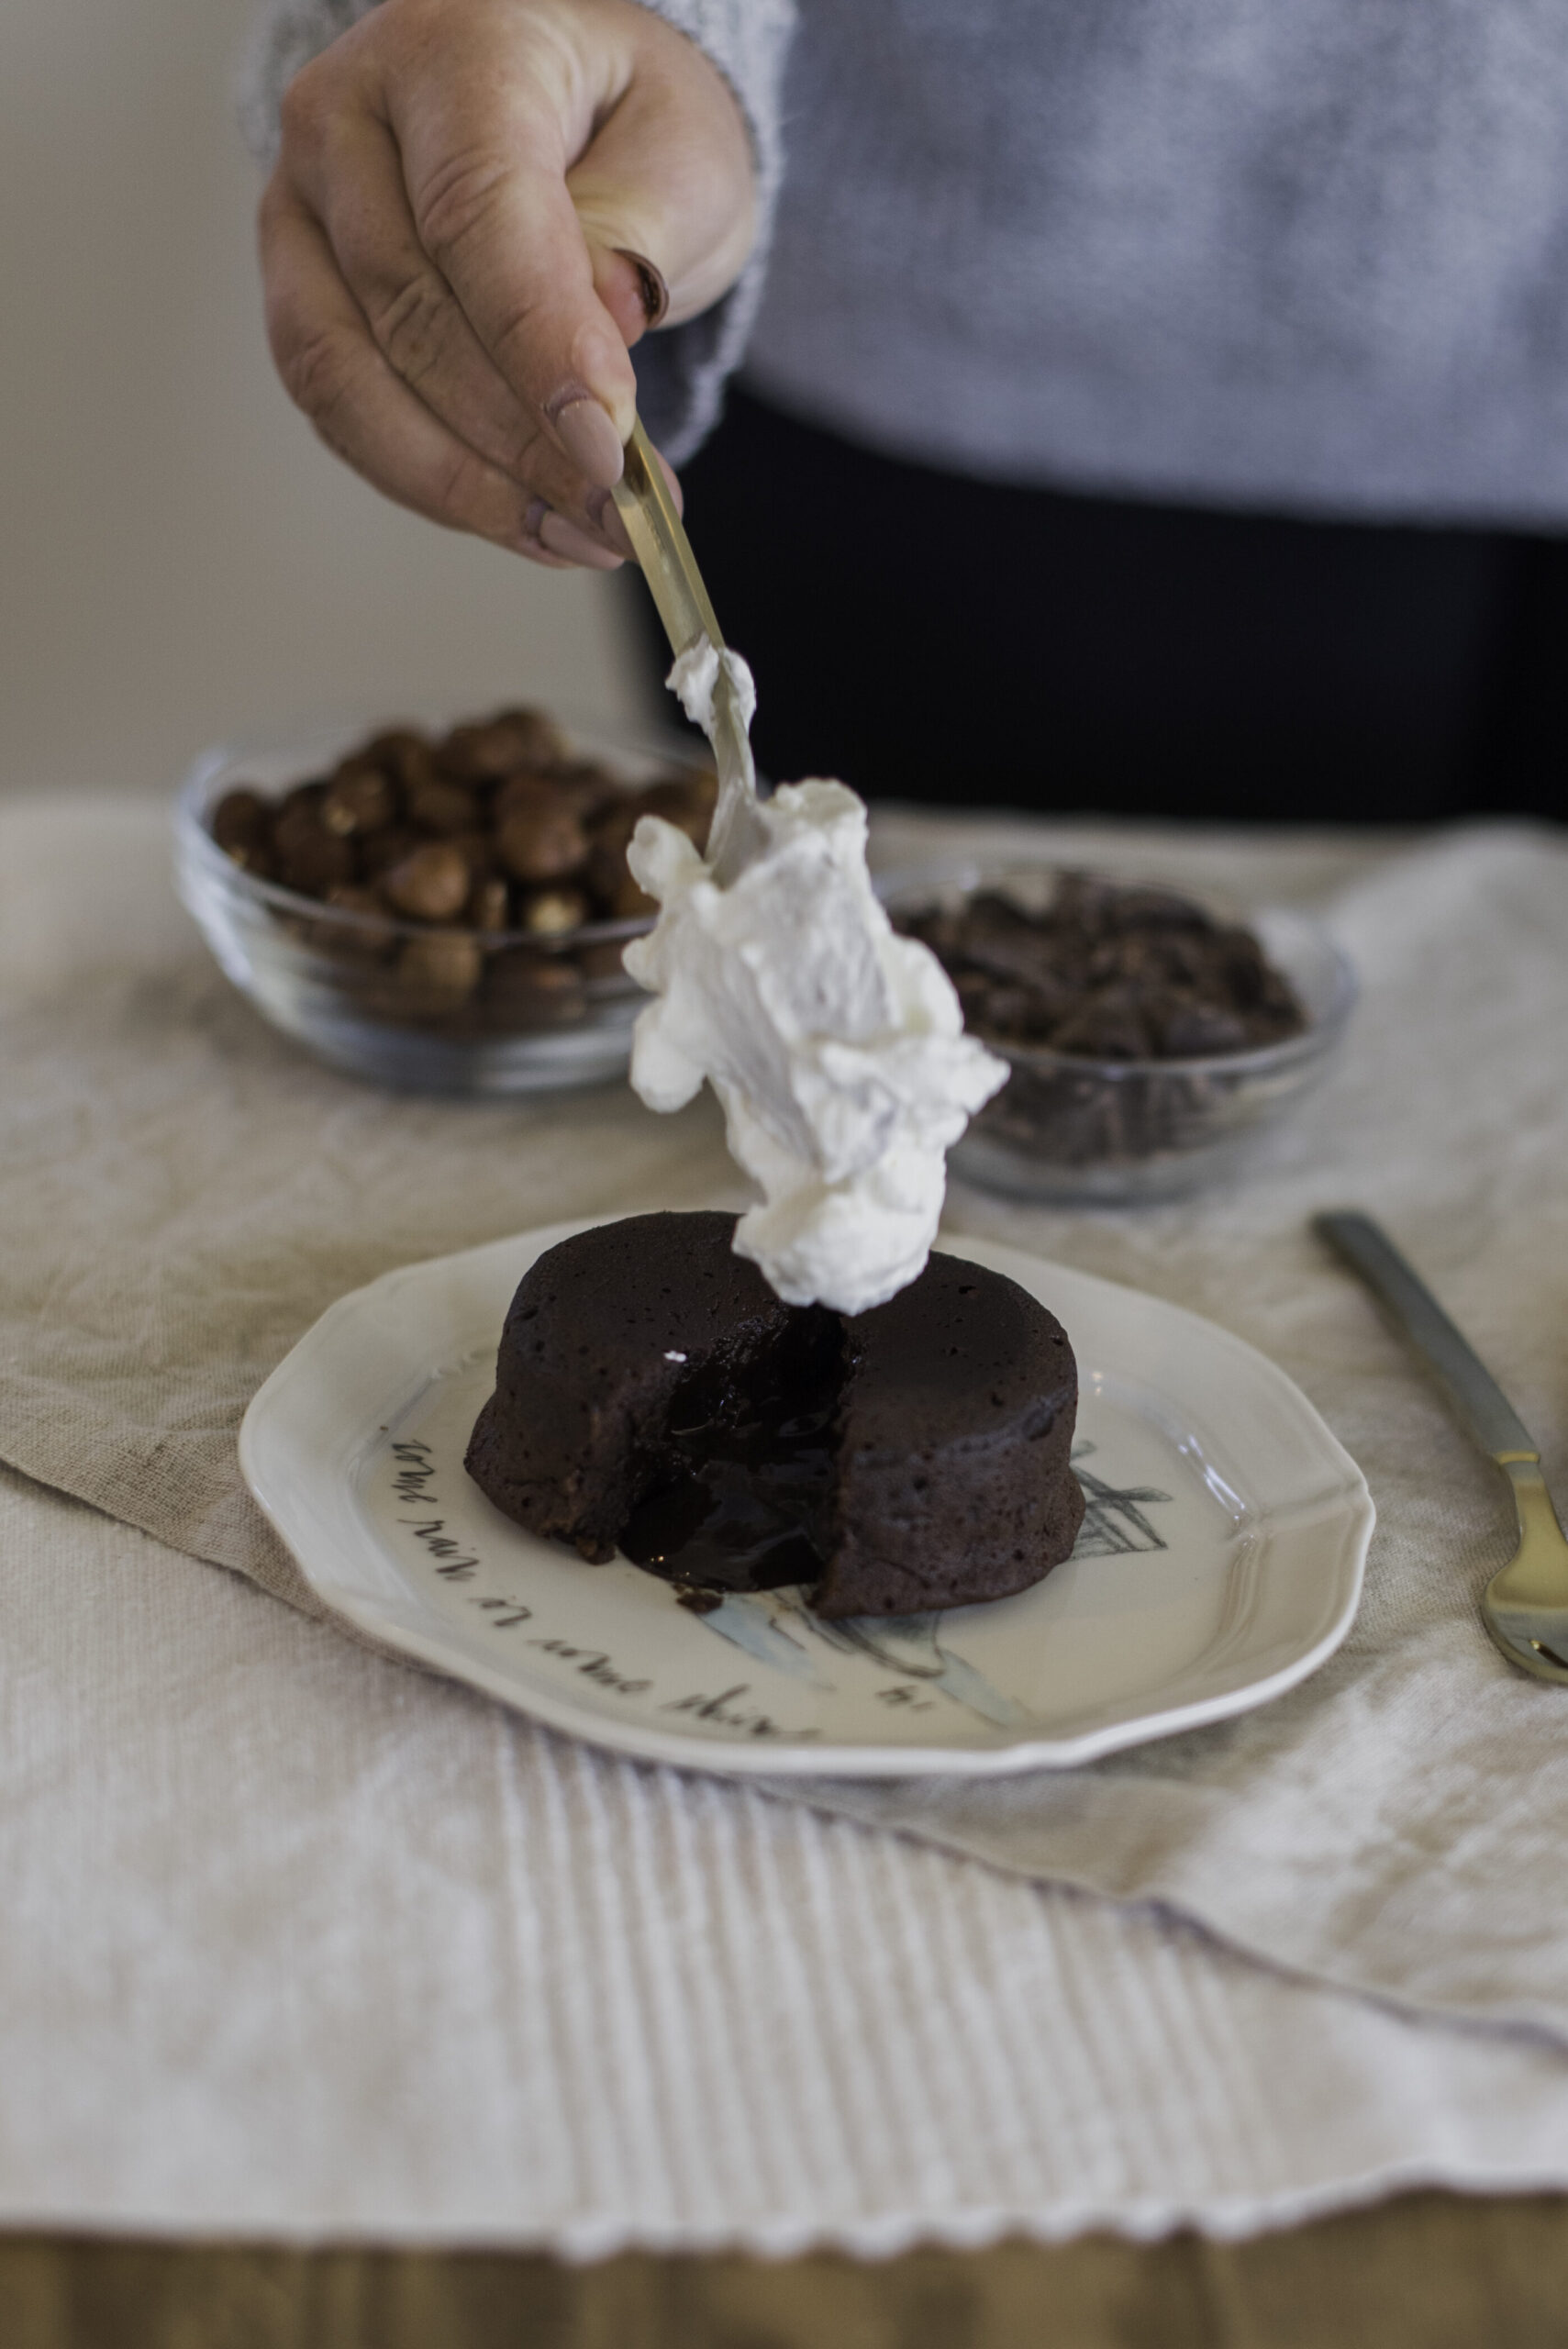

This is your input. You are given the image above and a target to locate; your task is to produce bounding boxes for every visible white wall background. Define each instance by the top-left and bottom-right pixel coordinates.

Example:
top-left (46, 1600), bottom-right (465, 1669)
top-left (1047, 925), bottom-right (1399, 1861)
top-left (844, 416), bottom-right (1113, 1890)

top-left (1, 0), bottom-right (647, 798)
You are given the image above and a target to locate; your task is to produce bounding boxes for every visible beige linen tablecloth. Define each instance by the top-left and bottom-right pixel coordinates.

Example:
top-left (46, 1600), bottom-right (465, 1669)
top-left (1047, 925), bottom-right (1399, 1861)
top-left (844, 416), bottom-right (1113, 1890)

top-left (2, 792), bottom-right (1567, 2250)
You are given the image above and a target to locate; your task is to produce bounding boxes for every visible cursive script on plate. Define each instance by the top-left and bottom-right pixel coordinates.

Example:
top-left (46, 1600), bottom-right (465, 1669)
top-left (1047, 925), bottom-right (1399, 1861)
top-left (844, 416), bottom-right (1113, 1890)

top-left (379, 1432), bottom-right (1179, 1744)
top-left (384, 1442), bottom-right (819, 1740)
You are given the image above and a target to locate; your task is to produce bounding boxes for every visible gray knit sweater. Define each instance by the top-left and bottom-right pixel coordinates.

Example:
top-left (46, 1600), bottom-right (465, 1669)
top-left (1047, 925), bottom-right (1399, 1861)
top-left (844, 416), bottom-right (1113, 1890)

top-left (241, 0), bottom-right (1568, 526)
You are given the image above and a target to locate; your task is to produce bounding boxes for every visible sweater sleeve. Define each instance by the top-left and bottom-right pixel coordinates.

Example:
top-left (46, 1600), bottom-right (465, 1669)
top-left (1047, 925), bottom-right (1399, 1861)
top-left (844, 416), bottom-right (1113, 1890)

top-left (236, 0), bottom-right (795, 462)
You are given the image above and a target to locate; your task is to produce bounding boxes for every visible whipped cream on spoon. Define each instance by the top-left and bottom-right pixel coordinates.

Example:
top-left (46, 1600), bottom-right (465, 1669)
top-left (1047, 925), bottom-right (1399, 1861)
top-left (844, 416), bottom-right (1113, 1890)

top-left (611, 420), bottom-right (1005, 1316)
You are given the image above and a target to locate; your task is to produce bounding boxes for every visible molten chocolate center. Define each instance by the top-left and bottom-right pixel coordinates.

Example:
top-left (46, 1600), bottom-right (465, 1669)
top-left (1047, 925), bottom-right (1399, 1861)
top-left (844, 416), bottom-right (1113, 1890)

top-left (617, 1309), bottom-right (845, 1598)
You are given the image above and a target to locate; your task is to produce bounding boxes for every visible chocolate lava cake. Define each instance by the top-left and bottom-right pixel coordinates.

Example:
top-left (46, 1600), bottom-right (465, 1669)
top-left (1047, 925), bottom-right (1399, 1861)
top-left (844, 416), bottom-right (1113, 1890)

top-left (464, 1211), bottom-right (1084, 1617)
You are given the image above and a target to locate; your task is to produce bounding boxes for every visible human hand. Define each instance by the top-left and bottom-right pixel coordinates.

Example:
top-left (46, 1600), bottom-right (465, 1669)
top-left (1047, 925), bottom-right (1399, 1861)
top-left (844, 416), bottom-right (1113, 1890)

top-left (260, 0), bottom-right (756, 567)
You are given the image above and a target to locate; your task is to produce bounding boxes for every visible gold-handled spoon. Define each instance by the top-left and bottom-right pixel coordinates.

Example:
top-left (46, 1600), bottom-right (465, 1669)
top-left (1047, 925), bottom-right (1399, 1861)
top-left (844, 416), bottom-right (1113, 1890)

top-left (610, 415), bottom-right (765, 883)
top-left (1315, 1210), bottom-right (1568, 1684)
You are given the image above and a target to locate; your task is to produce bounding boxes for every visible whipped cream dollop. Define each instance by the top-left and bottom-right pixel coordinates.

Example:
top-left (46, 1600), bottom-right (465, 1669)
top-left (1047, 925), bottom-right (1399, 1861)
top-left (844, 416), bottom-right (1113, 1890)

top-left (667, 637), bottom-right (756, 737)
top-left (622, 649), bottom-right (1006, 1316)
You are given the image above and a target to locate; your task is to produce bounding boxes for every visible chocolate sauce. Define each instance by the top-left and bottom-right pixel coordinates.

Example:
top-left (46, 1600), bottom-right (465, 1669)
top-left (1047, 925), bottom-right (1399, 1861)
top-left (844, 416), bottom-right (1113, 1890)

top-left (617, 1309), bottom-right (843, 1597)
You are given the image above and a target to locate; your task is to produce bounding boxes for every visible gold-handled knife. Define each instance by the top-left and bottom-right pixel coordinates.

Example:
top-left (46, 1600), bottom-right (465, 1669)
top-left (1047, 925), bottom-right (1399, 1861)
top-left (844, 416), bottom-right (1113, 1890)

top-left (611, 416), bottom-right (762, 882)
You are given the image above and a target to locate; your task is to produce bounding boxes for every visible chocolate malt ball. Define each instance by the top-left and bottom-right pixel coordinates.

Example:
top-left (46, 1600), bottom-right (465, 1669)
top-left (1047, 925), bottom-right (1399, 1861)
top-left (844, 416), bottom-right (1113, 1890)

top-left (358, 824), bottom-right (423, 880)
top-left (584, 808), bottom-right (658, 920)
top-left (212, 789), bottom-right (272, 865)
top-left (521, 886), bottom-right (589, 937)
top-left (496, 805), bottom-right (588, 885)
top-left (381, 841), bottom-right (471, 922)
top-left (583, 806), bottom-right (645, 914)
top-left (323, 884), bottom-right (387, 924)
top-left (447, 829), bottom-right (501, 878)
top-left (634, 771), bottom-right (718, 845)
top-left (465, 874), bottom-right (511, 932)
top-left (363, 729), bottom-right (437, 793)
top-left (406, 777), bottom-right (480, 837)
top-left (396, 929), bottom-right (483, 1008)
top-left (486, 947), bottom-right (585, 1024)
top-left (315, 885), bottom-right (393, 963)
top-left (491, 773), bottom-right (560, 826)
top-left (272, 796), bottom-right (357, 896)
top-left (439, 707), bottom-right (567, 782)
top-left (322, 761), bottom-right (397, 839)
top-left (577, 938), bottom-right (634, 983)
top-left (600, 867), bottom-right (659, 921)
top-left (495, 764), bottom-right (614, 827)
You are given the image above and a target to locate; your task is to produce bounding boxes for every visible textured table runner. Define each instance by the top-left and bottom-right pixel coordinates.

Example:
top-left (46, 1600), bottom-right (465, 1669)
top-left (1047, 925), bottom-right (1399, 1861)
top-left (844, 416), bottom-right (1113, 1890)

top-left (3, 794), bottom-right (1566, 2055)
top-left (14, 1449), bottom-right (1568, 2252)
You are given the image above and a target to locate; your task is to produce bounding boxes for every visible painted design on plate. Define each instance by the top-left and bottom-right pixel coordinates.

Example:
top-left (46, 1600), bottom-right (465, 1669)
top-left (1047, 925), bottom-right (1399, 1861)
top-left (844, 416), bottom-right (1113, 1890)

top-left (386, 1434), bottom-right (821, 1740)
top-left (375, 1418), bottom-right (1178, 1741)
top-left (696, 1444), bottom-right (1175, 1729)
top-left (1071, 1441), bottom-right (1173, 1557)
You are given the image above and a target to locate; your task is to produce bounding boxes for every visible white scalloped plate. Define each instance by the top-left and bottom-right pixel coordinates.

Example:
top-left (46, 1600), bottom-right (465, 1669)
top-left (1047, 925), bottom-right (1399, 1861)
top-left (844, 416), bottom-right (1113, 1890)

top-left (239, 1219), bottom-right (1373, 1776)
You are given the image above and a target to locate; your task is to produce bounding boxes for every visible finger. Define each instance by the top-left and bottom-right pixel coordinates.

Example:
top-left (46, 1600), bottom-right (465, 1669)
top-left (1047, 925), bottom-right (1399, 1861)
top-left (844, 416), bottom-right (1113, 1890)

top-left (578, 439), bottom-right (684, 569)
top-left (285, 87), bottom-right (628, 551)
top-left (294, 107), bottom-right (533, 472)
top-left (535, 507), bottom-right (625, 570)
top-left (570, 60), bottom-right (756, 332)
top-left (261, 180), bottom-right (591, 563)
top-left (390, 63), bottom-right (637, 486)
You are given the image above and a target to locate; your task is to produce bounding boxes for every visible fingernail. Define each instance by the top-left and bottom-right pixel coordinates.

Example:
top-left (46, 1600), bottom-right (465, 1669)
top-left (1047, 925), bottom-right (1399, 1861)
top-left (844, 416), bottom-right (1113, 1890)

top-left (614, 249), bottom-right (670, 329)
top-left (514, 496), bottom-right (573, 566)
top-left (539, 510), bottom-right (625, 571)
top-left (546, 388), bottom-right (625, 488)
top-left (585, 488), bottom-right (635, 560)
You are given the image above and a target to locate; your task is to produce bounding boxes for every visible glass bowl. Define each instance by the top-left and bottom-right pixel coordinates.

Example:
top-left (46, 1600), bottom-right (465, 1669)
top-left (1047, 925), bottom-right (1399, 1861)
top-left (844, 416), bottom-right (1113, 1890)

top-left (881, 861), bottom-right (1358, 1204)
top-left (172, 706), bottom-right (705, 1094)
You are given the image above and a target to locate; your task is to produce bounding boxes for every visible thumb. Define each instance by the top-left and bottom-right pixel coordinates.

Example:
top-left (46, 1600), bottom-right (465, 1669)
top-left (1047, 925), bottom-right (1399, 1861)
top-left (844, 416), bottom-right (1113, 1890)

top-left (567, 61), bottom-right (758, 345)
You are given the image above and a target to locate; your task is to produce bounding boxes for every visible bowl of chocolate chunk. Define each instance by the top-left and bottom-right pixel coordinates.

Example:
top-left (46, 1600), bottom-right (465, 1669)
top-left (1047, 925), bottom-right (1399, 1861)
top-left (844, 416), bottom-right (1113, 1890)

top-left (884, 865), bottom-right (1356, 1202)
top-left (174, 705), bottom-right (716, 1092)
